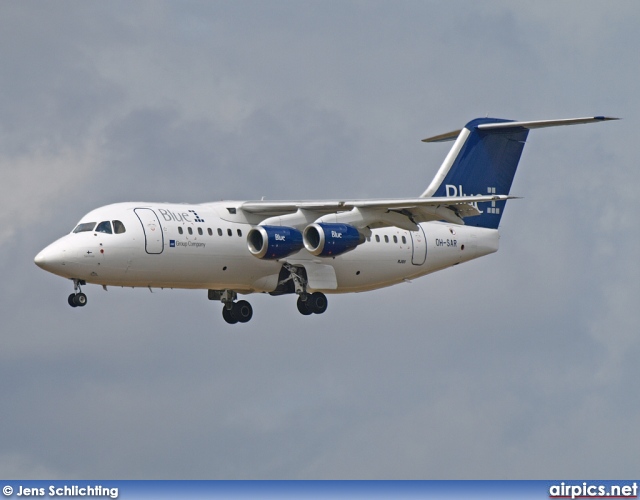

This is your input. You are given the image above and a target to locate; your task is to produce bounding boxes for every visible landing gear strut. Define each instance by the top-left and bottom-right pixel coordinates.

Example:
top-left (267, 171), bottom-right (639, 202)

top-left (282, 264), bottom-right (328, 316)
top-left (68, 279), bottom-right (87, 308)
top-left (212, 289), bottom-right (253, 324)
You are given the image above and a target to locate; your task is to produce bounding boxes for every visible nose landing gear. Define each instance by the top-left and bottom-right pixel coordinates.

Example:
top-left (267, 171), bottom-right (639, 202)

top-left (68, 279), bottom-right (87, 308)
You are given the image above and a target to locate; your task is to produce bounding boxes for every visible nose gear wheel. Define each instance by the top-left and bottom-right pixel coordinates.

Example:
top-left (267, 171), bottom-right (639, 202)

top-left (68, 279), bottom-right (88, 308)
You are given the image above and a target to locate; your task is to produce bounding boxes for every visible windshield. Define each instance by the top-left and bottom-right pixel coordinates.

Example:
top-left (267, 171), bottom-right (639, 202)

top-left (73, 222), bottom-right (97, 233)
top-left (95, 221), bottom-right (113, 234)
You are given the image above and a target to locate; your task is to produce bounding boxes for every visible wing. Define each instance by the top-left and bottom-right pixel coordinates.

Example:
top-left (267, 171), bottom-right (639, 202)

top-left (239, 195), bottom-right (515, 230)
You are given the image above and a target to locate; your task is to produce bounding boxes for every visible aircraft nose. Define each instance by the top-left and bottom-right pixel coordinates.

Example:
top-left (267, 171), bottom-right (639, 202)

top-left (34, 245), bottom-right (59, 271)
top-left (34, 240), bottom-right (70, 274)
top-left (34, 249), bottom-right (47, 269)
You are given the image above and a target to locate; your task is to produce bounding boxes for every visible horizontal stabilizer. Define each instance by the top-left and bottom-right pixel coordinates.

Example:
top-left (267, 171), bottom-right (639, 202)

top-left (422, 116), bottom-right (619, 142)
top-left (477, 116), bottom-right (619, 131)
top-left (422, 129), bottom-right (462, 143)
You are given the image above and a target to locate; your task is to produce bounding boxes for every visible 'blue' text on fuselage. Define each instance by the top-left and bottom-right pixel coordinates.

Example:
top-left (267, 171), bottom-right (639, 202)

top-left (158, 209), bottom-right (195, 223)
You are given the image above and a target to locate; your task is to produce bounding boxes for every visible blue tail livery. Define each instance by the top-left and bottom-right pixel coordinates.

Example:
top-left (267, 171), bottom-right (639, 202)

top-left (421, 116), bottom-right (617, 228)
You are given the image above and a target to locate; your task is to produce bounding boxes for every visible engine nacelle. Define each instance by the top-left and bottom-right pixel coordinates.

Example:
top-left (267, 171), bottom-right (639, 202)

top-left (303, 223), bottom-right (364, 257)
top-left (247, 225), bottom-right (303, 260)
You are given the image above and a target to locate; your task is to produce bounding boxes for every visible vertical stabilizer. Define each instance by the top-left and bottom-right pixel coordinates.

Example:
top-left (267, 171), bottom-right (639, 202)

top-left (421, 118), bottom-right (528, 229)
top-left (421, 116), bottom-right (617, 229)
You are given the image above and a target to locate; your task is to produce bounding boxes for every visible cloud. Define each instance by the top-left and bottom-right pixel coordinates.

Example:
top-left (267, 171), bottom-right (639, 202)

top-left (0, 142), bottom-right (103, 246)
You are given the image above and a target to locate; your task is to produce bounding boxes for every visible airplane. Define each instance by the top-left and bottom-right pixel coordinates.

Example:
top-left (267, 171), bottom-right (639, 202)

top-left (34, 116), bottom-right (616, 324)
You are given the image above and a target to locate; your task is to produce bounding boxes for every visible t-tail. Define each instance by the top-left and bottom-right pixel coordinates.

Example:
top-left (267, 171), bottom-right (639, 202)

top-left (420, 116), bottom-right (618, 229)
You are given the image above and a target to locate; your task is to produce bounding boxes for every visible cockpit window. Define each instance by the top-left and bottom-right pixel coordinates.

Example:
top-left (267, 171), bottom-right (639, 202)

top-left (73, 222), bottom-right (97, 233)
top-left (113, 220), bottom-right (126, 234)
top-left (95, 221), bottom-right (113, 234)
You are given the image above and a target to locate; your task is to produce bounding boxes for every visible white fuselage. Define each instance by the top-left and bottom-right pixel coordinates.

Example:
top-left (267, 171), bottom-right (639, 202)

top-left (35, 202), bottom-right (499, 295)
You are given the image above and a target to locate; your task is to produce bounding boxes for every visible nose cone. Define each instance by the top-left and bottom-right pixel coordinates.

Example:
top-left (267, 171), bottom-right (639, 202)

top-left (34, 239), bottom-right (71, 276)
top-left (34, 245), bottom-right (61, 272)
top-left (34, 249), bottom-right (47, 269)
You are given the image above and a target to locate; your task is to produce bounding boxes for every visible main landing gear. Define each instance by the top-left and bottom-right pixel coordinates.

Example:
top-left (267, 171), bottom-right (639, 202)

top-left (296, 292), bottom-right (328, 316)
top-left (68, 279), bottom-right (87, 308)
top-left (213, 289), bottom-right (327, 324)
top-left (222, 300), bottom-right (253, 324)
top-left (283, 263), bottom-right (328, 317)
top-left (213, 290), bottom-right (253, 324)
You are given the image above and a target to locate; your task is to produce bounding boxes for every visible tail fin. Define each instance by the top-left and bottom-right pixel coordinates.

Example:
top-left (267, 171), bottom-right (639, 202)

top-left (421, 116), bottom-right (617, 229)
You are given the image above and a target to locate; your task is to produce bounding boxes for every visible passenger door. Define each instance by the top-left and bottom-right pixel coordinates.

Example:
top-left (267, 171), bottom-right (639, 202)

top-left (135, 208), bottom-right (164, 254)
top-left (410, 226), bottom-right (427, 265)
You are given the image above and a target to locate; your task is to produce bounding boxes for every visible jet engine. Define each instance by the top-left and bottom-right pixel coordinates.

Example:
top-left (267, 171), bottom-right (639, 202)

top-left (247, 225), bottom-right (304, 260)
top-left (303, 223), bottom-right (364, 257)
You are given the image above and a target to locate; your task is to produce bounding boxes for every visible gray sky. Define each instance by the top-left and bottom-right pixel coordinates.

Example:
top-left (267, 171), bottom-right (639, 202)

top-left (1, 1), bottom-right (639, 479)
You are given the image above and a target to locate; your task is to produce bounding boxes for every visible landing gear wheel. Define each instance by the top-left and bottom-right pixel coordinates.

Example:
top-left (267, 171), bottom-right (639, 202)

top-left (308, 292), bottom-right (328, 314)
top-left (297, 295), bottom-right (313, 315)
top-left (68, 280), bottom-right (87, 308)
top-left (222, 306), bottom-right (238, 324)
top-left (232, 300), bottom-right (253, 323)
top-left (73, 293), bottom-right (88, 307)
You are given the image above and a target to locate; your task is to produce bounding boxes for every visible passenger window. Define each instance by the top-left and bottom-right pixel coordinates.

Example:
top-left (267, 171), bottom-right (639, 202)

top-left (95, 221), bottom-right (113, 234)
top-left (237, 229), bottom-right (242, 237)
top-left (73, 222), bottom-right (97, 233)
top-left (384, 235), bottom-right (389, 243)
top-left (208, 228), bottom-right (213, 236)
top-left (217, 228), bottom-right (223, 236)
top-left (188, 227), bottom-right (193, 235)
top-left (393, 235), bottom-right (398, 244)
top-left (198, 227), bottom-right (203, 236)
top-left (375, 235), bottom-right (380, 243)
top-left (402, 236), bottom-right (407, 244)
top-left (227, 228), bottom-right (232, 237)
top-left (366, 237), bottom-right (371, 242)
top-left (178, 227), bottom-right (183, 235)
top-left (113, 220), bottom-right (126, 234)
